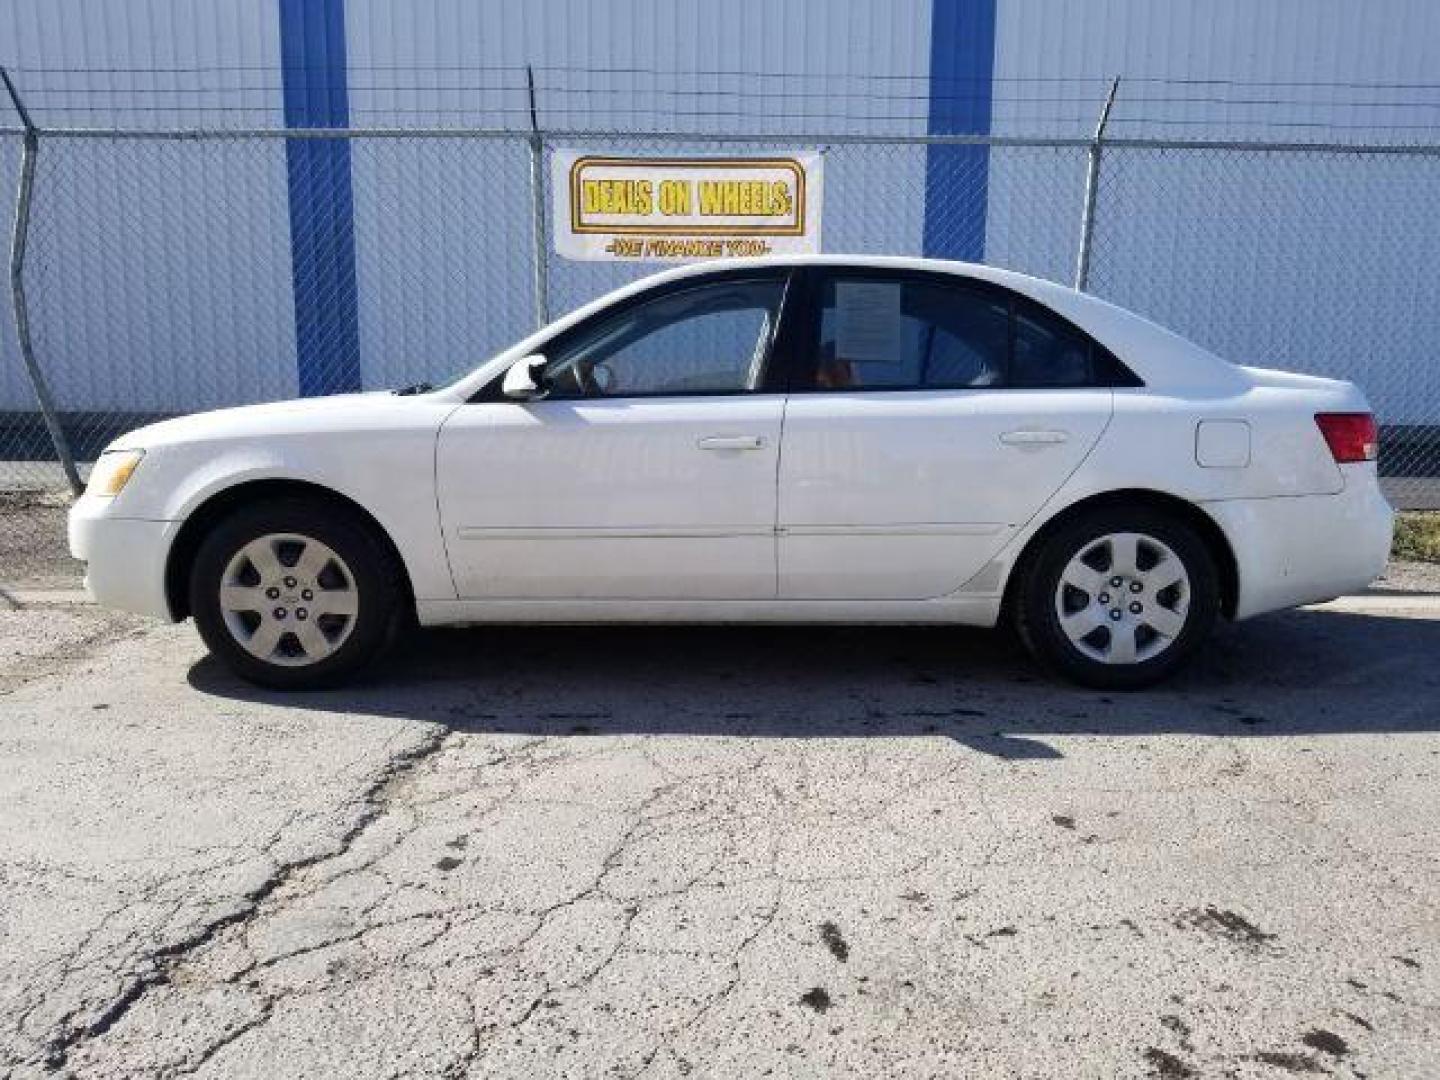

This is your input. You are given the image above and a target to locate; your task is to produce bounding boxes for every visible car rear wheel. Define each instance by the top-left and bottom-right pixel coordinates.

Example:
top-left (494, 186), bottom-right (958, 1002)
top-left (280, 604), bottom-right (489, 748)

top-left (189, 498), bottom-right (405, 688)
top-left (1013, 507), bottom-right (1220, 689)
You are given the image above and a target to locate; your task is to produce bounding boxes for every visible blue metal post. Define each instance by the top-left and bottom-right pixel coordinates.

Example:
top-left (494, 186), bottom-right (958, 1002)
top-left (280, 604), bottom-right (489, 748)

top-left (922, 0), bottom-right (997, 261)
top-left (279, 0), bottom-right (361, 395)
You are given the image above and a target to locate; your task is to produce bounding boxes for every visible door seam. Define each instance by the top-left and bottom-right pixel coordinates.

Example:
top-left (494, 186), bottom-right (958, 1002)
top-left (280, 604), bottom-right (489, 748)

top-left (771, 392), bottom-right (790, 598)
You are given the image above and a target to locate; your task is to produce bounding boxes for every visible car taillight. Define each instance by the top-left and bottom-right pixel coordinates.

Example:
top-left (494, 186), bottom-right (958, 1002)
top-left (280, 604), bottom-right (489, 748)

top-left (1315, 412), bottom-right (1378, 463)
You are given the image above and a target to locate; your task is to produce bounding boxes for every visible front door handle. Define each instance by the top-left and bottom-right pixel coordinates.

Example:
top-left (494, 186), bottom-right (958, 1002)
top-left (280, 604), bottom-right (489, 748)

top-left (697, 434), bottom-right (766, 451)
top-left (999, 429), bottom-right (1069, 446)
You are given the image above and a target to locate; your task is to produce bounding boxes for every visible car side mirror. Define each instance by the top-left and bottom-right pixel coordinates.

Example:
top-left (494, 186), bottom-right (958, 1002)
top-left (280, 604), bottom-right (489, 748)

top-left (502, 354), bottom-right (548, 400)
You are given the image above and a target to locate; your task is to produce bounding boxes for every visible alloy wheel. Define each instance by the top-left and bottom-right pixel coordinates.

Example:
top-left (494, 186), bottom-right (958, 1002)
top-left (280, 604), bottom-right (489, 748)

top-left (217, 533), bottom-right (360, 667)
top-left (1052, 531), bottom-right (1191, 665)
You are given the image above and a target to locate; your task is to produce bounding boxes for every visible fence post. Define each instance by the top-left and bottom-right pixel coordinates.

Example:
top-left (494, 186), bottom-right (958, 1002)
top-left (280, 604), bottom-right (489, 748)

top-left (3, 68), bottom-right (81, 495)
top-left (1073, 76), bottom-right (1120, 293)
top-left (526, 66), bottom-right (550, 329)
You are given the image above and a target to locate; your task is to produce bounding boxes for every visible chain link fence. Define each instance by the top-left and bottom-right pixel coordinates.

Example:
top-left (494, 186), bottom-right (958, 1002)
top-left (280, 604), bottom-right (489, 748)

top-left (2, 119), bottom-right (1438, 587)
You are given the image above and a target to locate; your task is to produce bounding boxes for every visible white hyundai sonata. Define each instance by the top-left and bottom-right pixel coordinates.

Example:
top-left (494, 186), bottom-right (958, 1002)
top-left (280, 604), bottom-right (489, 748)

top-left (69, 256), bottom-right (1393, 689)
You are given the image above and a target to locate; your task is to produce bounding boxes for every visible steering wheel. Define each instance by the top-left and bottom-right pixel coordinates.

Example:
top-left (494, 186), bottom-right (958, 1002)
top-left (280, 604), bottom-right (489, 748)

top-left (550, 359), bottom-right (588, 396)
top-left (589, 362), bottom-right (615, 395)
top-left (568, 358), bottom-right (614, 397)
top-left (546, 355), bottom-right (615, 397)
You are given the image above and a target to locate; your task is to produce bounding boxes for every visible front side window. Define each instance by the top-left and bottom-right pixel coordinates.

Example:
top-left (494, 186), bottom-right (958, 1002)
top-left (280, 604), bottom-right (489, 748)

top-left (542, 278), bottom-right (785, 398)
top-left (805, 277), bottom-right (1010, 391)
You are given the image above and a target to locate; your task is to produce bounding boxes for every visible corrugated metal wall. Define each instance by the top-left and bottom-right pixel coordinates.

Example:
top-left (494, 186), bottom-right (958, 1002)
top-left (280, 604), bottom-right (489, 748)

top-left (341, 0), bottom-right (933, 390)
top-left (1, 0), bottom-right (1438, 419)
top-left (990, 0), bottom-right (1440, 423)
top-left (993, 0), bottom-right (1440, 141)
top-left (0, 134), bottom-right (21, 415)
top-left (344, 0), bottom-right (932, 135)
top-left (0, 0), bottom-right (281, 129)
top-left (0, 0), bottom-right (295, 415)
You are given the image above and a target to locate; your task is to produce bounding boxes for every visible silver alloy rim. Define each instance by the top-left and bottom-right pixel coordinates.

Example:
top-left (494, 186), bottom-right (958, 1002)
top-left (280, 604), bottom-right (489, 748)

top-left (1053, 532), bottom-right (1191, 666)
top-left (218, 533), bottom-right (359, 667)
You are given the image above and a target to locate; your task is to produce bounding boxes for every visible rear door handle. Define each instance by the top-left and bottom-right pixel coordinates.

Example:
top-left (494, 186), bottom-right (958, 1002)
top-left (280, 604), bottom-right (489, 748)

top-left (697, 434), bottom-right (766, 451)
top-left (999, 429), bottom-right (1069, 446)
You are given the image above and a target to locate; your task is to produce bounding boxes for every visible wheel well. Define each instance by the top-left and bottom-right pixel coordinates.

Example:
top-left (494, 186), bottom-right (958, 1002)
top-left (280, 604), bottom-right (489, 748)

top-left (164, 479), bottom-right (414, 621)
top-left (1001, 489), bottom-right (1240, 620)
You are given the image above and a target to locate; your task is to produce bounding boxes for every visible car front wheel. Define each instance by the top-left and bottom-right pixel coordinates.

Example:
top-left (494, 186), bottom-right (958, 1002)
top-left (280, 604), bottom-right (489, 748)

top-left (189, 498), bottom-right (405, 688)
top-left (1014, 507), bottom-right (1220, 689)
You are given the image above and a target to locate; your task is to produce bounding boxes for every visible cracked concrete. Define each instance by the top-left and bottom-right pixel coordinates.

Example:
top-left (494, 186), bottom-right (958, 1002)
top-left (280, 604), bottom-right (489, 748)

top-left (2, 587), bottom-right (1439, 1078)
top-left (0, 614), bottom-right (443, 1076)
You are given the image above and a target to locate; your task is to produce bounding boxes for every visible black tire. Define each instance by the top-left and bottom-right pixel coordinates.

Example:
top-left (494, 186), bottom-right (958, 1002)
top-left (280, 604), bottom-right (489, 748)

top-left (189, 497), bottom-right (406, 689)
top-left (1012, 506), bottom-right (1220, 690)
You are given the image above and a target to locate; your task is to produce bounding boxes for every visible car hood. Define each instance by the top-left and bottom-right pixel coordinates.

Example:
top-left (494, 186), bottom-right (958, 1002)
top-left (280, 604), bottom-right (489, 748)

top-left (106, 391), bottom-right (451, 452)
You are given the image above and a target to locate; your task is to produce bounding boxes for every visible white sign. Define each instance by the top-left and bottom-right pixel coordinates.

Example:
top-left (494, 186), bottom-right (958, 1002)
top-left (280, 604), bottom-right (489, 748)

top-left (552, 150), bottom-right (823, 262)
top-left (834, 281), bottom-right (903, 365)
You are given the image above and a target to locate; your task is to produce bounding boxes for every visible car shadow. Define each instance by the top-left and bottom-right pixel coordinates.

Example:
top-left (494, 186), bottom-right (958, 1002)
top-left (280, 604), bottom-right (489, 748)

top-left (186, 607), bottom-right (1440, 759)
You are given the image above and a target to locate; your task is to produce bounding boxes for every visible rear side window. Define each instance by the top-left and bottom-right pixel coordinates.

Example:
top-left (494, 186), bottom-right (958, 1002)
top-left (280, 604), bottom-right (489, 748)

top-left (799, 272), bottom-right (1140, 391)
top-left (811, 277), bottom-right (1010, 390)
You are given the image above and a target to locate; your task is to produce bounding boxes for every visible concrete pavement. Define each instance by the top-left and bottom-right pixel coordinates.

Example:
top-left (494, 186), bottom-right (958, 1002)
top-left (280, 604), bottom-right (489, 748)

top-left (1, 591), bottom-right (1438, 1078)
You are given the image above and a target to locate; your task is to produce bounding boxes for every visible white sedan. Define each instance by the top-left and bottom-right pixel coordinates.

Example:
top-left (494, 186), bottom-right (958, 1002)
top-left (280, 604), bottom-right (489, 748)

top-left (69, 256), bottom-right (1393, 689)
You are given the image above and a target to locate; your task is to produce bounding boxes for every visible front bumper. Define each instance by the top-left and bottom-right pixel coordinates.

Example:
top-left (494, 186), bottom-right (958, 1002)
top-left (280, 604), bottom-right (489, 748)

top-left (68, 495), bottom-right (181, 621)
top-left (1203, 467), bottom-right (1394, 620)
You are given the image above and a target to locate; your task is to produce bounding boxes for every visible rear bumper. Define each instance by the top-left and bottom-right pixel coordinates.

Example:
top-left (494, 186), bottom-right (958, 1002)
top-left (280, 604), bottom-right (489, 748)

top-left (68, 495), bottom-right (180, 621)
top-left (1203, 467), bottom-right (1393, 620)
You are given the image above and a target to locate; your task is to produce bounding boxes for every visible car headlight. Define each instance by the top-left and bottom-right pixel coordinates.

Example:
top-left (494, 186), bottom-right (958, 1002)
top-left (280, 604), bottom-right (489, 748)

top-left (86, 449), bottom-right (145, 498)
